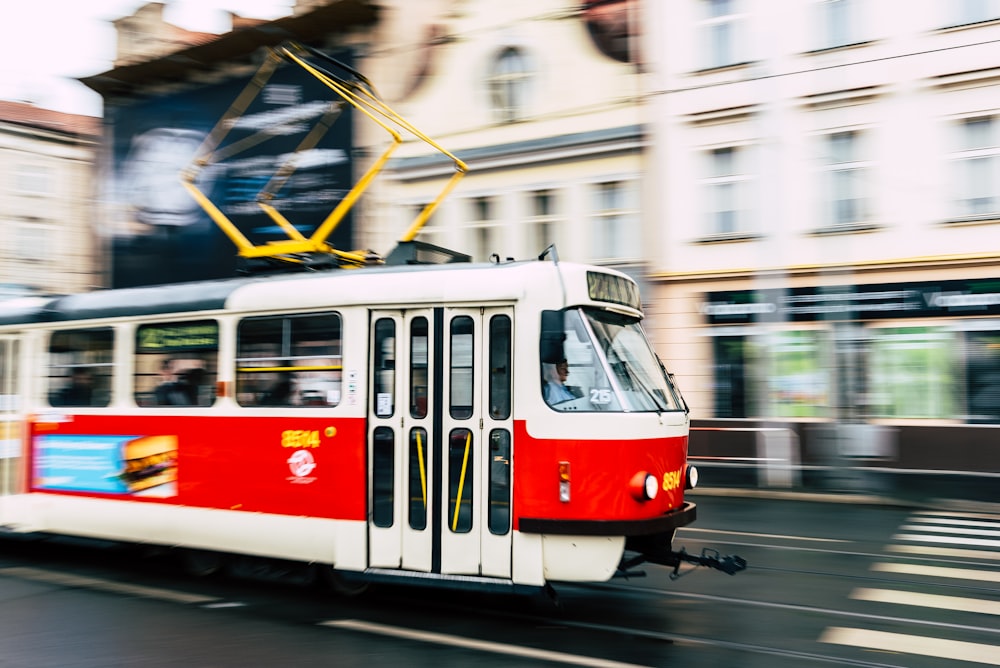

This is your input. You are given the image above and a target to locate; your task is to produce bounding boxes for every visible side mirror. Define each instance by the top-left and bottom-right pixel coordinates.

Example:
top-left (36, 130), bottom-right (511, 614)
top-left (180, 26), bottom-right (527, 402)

top-left (540, 310), bottom-right (565, 364)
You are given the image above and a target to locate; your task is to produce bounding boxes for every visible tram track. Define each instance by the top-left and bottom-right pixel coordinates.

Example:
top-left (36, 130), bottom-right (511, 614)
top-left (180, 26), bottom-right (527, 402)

top-left (396, 587), bottom-right (913, 668)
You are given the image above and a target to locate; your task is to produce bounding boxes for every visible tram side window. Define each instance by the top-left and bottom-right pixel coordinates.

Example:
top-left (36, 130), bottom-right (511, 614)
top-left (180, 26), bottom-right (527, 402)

top-left (450, 316), bottom-right (474, 419)
top-left (236, 312), bottom-right (342, 407)
top-left (489, 315), bottom-right (511, 420)
top-left (488, 429), bottom-right (511, 535)
top-left (448, 428), bottom-right (474, 533)
top-left (408, 427), bottom-right (428, 530)
top-left (48, 328), bottom-right (113, 407)
top-left (410, 317), bottom-right (428, 419)
top-left (373, 318), bottom-right (395, 417)
top-left (372, 426), bottom-right (394, 528)
top-left (134, 321), bottom-right (218, 407)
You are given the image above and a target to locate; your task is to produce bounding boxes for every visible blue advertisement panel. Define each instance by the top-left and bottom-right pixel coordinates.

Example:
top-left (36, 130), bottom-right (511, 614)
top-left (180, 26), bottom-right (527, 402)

top-left (105, 52), bottom-right (355, 288)
top-left (34, 434), bottom-right (178, 498)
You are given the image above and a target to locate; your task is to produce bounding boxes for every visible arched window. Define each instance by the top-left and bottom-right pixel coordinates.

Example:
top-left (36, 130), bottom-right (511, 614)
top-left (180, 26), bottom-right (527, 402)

top-left (488, 47), bottom-right (531, 123)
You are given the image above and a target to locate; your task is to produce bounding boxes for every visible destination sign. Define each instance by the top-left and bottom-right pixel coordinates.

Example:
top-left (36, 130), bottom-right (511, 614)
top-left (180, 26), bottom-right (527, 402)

top-left (136, 321), bottom-right (219, 351)
top-left (587, 271), bottom-right (642, 311)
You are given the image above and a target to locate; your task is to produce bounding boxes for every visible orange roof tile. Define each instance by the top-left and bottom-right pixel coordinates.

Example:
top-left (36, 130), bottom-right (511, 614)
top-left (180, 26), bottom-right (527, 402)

top-left (0, 100), bottom-right (100, 137)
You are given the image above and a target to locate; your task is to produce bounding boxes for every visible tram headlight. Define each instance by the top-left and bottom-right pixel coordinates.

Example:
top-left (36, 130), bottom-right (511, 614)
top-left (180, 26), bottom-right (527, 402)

top-left (685, 465), bottom-right (699, 490)
top-left (629, 471), bottom-right (658, 501)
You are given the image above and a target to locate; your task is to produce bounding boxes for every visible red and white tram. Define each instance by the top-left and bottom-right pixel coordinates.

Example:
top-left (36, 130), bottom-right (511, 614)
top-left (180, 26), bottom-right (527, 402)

top-left (0, 258), bottom-right (743, 592)
top-left (0, 42), bottom-right (744, 593)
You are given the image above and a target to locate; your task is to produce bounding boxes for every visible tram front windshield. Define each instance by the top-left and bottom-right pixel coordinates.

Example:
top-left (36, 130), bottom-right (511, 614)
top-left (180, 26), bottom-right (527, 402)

top-left (541, 307), bottom-right (684, 412)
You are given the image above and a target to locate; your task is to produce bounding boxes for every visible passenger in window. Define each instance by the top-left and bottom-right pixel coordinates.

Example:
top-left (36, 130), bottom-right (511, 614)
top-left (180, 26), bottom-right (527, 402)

top-left (155, 359), bottom-right (187, 405)
top-left (51, 367), bottom-right (95, 407)
top-left (260, 372), bottom-right (294, 406)
top-left (155, 360), bottom-right (205, 406)
top-left (177, 367), bottom-right (207, 405)
top-left (543, 359), bottom-right (576, 405)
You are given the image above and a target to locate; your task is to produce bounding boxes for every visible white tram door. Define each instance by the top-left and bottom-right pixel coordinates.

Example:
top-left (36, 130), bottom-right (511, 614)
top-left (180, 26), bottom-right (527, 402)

top-left (367, 307), bottom-right (514, 579)
top-left (0, 338), bottom-right (23, 507)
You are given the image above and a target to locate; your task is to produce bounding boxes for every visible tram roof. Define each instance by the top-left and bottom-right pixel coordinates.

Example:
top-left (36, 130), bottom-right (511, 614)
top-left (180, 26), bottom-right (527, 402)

top-left (0, 261), bottom-right (630, 326)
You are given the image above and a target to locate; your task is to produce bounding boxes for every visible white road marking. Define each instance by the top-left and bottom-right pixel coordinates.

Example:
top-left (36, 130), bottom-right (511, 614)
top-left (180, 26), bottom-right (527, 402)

top-left (887, 544), bottom-right (1000, 561)
top-left (908, 517), bottom-right (1000, 530)
top-left (871, 562), bottom-right (1000, 583)
top-left (893, 533), bottom-right (1000, 549)
top-left (679, 527), bottom-right (848, 543)
top-left (820, 627), bottom-right (1000, 665)
top-left (914, 510), bottom-right (1000, 522)
top-left (0, 566), bottom-right (217, 604)
top-left (899, 524), bottom-right (1000, 538)
top-left (322, 619), bottom-right (655, 668)
top-left (850, 588), bottom-right (1000, 616)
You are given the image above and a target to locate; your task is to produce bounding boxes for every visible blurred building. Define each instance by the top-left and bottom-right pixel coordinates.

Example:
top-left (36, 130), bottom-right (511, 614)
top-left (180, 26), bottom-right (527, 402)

top-left (0, 101), bottom-right (100, 295)
top-left (354, 0), bottom-right (645, 278)
top-left (644, 1), bottom-right (1000, 468)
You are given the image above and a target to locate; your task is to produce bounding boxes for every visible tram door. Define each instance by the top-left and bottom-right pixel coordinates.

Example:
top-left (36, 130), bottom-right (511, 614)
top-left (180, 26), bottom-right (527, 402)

top-left (0, 338), bottom-right (22, 507)
top-left (368, 307), bottom-right (514, 579)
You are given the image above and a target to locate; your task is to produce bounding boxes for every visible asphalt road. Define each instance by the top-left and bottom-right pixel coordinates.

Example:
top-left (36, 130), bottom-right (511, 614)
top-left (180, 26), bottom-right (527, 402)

top-left (0, 494), bottom-right (997, 667)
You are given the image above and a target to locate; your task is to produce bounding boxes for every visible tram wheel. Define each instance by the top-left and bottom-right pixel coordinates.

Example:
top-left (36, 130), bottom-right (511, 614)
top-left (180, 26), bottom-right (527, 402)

top-left (319, 566), bottom-right (369, 596)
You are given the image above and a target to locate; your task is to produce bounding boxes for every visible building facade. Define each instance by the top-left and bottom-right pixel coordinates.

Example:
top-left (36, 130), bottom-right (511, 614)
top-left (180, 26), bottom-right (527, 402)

top-left (644, 1), bottom-right (1000, 469)
top-left (0, 102), bottom-right (100, 296)
top-left (353, 0), bottom-right (647, 281)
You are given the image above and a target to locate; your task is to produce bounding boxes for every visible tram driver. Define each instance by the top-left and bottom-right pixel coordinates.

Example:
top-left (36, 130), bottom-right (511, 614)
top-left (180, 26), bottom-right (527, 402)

top-left (543, 358), bottom-right (576, 406)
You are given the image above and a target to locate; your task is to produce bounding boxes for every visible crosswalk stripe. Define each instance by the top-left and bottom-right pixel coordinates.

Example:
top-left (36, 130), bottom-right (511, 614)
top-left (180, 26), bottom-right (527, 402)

top-left (893, 533), bottom-right (1000, 549)
top-left (820, 627), bottom-right (1000, 665)
top-left (908, 517), bottom-right (1000, 530)
top-left (914, 510), bottom-right (1000, 522)
top-left (871, 562), bottom-right (1000, 583)
top-left (887, 544), bottom-right (1000, 561)
top-left (850, 588), bottom-right (1000, 616)
top-left (899, 524), bottom-right (1000, 538)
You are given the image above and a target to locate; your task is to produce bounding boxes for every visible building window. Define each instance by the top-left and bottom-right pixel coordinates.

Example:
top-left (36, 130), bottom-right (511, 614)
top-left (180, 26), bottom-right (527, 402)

top-left (822, 131), bottom-right (869, 226)
top-left (818, 0), bottom-right (861, 49)
top-left (15, 223), bottom-right (50, 263)
top-left (591, 181), bottom-right (639, 262)
top-left (528, 189), bottom-right (561, 257)
top-left (470, 196), bottom-right (501, 261)
top-left (869, 327), bottom-right (955, 419)
top-left (949, 0), bottom-right (1000, 26)
top-left (15, 164), bottom-right (52, 196)
top-left (702, 146), bottom-right (752, 235)
top-left (411, 202), bottom-right (445, 248)
top-left (700, 0), bottom-right (744, 69)
top-left (952, 116), bottom-right (998, 219)
top-left (965, 330), bottom-right (1000, 423)
top-left (488, 47), bottom-right (532, 123)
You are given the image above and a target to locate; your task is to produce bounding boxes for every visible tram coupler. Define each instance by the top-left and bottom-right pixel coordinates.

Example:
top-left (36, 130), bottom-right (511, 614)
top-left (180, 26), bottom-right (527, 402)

top-left (665, 547), bottom-right (747, 579)
top-left (619, 546), bottom-right (747, 580)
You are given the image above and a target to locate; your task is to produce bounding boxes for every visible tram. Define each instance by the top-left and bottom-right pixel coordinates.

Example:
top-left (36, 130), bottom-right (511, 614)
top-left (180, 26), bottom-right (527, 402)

top-left (0, 43), bottom-right (744, 593)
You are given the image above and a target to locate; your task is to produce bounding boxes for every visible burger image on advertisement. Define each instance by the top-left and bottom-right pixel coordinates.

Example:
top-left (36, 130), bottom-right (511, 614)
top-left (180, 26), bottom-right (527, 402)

top-left (119, 435), bottom-right (178, 494)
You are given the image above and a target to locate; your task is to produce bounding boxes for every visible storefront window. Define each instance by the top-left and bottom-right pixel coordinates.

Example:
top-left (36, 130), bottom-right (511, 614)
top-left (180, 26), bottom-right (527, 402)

top-left (965, 330), bottom-right (1000, 423)
top-left (767, 330), bottom-right (830, 418)
top-left (868, 327), bottom-right (956, 418)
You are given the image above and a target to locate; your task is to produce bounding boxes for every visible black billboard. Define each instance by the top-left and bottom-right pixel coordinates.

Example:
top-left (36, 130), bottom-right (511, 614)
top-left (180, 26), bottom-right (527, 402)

top-left (105, 53), bottom-right (355, 288)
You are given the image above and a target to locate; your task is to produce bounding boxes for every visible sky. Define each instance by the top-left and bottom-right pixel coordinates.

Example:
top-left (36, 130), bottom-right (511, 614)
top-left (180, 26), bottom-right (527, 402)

top-left (1, 0), bottom-right (294, 117)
